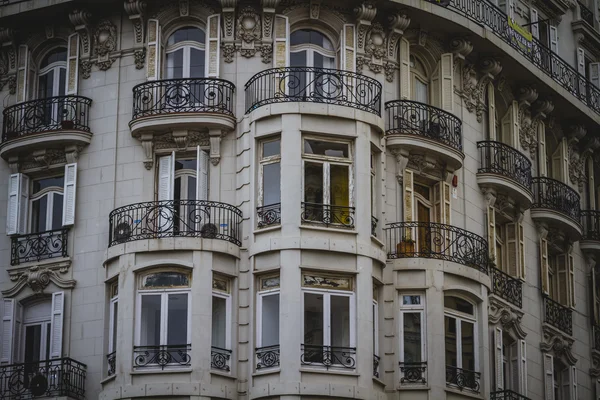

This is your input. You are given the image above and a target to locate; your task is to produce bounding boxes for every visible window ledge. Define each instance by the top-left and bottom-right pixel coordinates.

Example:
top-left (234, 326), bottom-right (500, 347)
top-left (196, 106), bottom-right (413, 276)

top-left (252, 368), bottom-right (280, 377)
top-left (300, 225), bottom-right (358, 235)
top-left (253, 225), bottom-right (281, 235)
top-left (372, 376), bottom-right (386, 386)
top-left (300, 367), bottom-right (359, 376)
top-left (100, 375), bottom-right (116, 385)
top-left (371, 235), bottom-right (385, 247)
top-left (130, 368), bottom-right (192, 375)
top-left (444, 387), bottom-right (484, 399)
top-left (210, 369), bottom-right (237, 379)
top-left (397, 384), bottom-right (430, 391)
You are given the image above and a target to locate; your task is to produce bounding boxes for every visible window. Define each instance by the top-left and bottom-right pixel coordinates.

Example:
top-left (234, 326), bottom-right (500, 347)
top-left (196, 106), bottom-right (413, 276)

top-left (135, 270), bottom-right (191, 369)
top-left (445, 296), bottom-right (479, 390)
top-left (490, 218), bottom-right (525, 279)
top-left (373, 286), bottom-right (380, 377)
top-left (290, 29), bottom-right (335, 69)
top-left (38, 47), bottom-right (67, 99)
top-left (542, 245), bottom-right (575, 308)
top-left (257, 138), bottom-right (281, 228)
top-left (493, 328), bottom-right (527, 395)
top-left (212, 275), bottom-right (232, 371)
top-left (302, 138), bottom-right (353, 227)
top-left (165, 27), bottom-right (206, 79)
top-left (544, 354), bottom-right (577, 400)
top-left (399, 294), bottom-right (426, 384)
top-left (30, 175), bottom-right (64, 233)
top-left (592, 266), bottom-right (600, 328)
top-left (107, 281), bottom-right (118, 375)
top-left (302, 273), bottom-right (355, 369)
top-left (256, 275), bottom-right (280, 369)
top-left (410, 55), bottom-right (429, 104)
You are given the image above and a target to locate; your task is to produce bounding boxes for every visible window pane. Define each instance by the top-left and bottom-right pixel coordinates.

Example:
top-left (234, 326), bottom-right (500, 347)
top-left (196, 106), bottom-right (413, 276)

top-left (24, 325), bottom-right (42, 363)
top-left (167, 293), bottom-right (188, 345)
top-left (444, 316), bottom-right (457, 367)
top-left (31, 196), bottom-right (48, 232)
top-left (263, 140), bottom-right (280, 158)
top-left (304, 162), bottom-right (323, 204)
top-left (330, 164), bottom-right (349, 207)
top-left (212, 296), bottom-right (227, 348)
top-left (166, 49), bottom-right (184, 79)
top-left (140, 295), bottom-right (162, 346)
top-left (415, 78), bottom-right (428, 104)
top-left (303, 293), bottom-right (323, 346)
top-left (111, 302), bottom-right (118, 351)
top-left (444, 296), bottom-right (474, 315)
top-left (330, 295), bottom-right (350, 348)
top-left (403, 312), bottom-right (422, 363)
top-left (52, 193), bottom-right (63, 230)
top-left (175, 159), bottom-right (197, 171)
top-left (461, 321), bottom-right (475, 371)
top-left (304, 139), bottom-right (349, 158)
top-left (41, 48), bottom-right (67, 68)
top-left (142, 272), bottom-right (190, 289)
top-left (167, 27), bottom-right (205, 45)
top-left (314, 52), bottom-right (335, 69)
top-left (290, 50), bottom-right (307, 67)
top-left (261, 293), bottom-right (279, 346)
top-left (33, 176), bottom-right (64, 193)
top-left (188, 176), bottom-right (197, 200)
top-left (59, 68), bottom-right (66, 96)
top-left (263, 163), bottom-right (281, 205)
top-left (38, 70), bottom-right (53, 99)
top-left (403, 295), bottom-right (421, 306)
top-left (190, 48), bottom-right (205, 78)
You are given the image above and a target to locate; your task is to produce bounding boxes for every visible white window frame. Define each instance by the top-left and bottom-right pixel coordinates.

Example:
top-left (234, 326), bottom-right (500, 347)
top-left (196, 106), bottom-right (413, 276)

top-left (444, 296), bottom-right (479, 373)
top-left (290, 29), bottom-right (336, 68)
top-left (258, 137), bottom-right (281, 208)
top-left (399, 294), bottom-right (427, 369)
top-left (165, 27), bottom-right (206, 79)
top-left (256, 287), bottom-right (280, 349)
top-left (212, 287), bottom-right (232, 351)
top-left (37, 47), bottom-right (67, 99)
top-left (108, 283), bottom-right (118, 355)
top-left (29, 183), bottom-right (64, 233)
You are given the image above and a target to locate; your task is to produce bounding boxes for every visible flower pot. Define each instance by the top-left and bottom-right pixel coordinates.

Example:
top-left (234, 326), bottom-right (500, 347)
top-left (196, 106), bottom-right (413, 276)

top-left (61, 120), bottom-right (74, 130)
top-left (396, 241), bottom-right (415, 255)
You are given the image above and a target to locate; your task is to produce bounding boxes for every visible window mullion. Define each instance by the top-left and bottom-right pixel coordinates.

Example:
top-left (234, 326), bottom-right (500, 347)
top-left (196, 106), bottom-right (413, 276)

top-left (46, 193), bottom-right (53, 231)
top-left (324, 293), bottom-right (331, 347)
top-left (161, 293), bottom-right (168, 346)
top-left (456, 317), bottom-right (462, 369)
top-left (323, 162), bottom-right (330, 206)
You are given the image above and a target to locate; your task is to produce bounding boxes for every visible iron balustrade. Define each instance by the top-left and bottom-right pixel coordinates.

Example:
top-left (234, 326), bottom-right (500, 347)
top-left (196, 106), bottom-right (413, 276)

top-left (211, 346), bottom-right (232, 372)
top-left (256, 345), bottom-right (280, 369)
top-left (2, 96), bottom-right (92, 143)
top-left (544, 296), bottom-right (573, 335)
top-left (490, 266), bottom-right (523, 308)
top-left (491, 390), bottom-right (532, 400)
top-left (373, 354), bottom-right (380, 378)
top-left (371, 215), bottom-right (378, 236)
top-left (106, 352), bottom-right (116, 376)
top-left (384, 222), bottom-right (489, 273)
top-left (385, 100), bottom-right (463, 152)
top-left (532, 177), bottom-right (581, 223)
top-left (108, 200), bottom-right (242, 247)
top-left (0, 358), bottom-right (86, 400)
top-left (244, 67), bottom-right (382, 116)
top-left (133, 344), bottom-right (191, 370)
top-left (477, 141), bottom-right (532, 191)
top-left (578, 1), bottom-right (595, 26)
top-left (257, 203), bottom-right (281, 228)
top-left (582, 210), bottom-right (600, 241)
top-left (300, 344), bottom-right (356, 370)
top-left (300, 202), bottom-right (355, 228)
top-left (399, 361), bottom-right (427, 384)
top-left (131, 78), bottom-right (235, 120)
top-left (11, 228), bottom-right (70, 266)
top-left (446, 365), bottom-right (481, 392)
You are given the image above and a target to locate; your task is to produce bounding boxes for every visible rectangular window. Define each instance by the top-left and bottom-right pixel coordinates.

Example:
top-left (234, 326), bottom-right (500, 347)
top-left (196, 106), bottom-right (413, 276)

top-left (157, 148), bottom-right (209, 202)
top-left (256, 275), bottom-right (280, 369)
top-left (257, 138), bottom-right (281, 228)
top-left (399, 294), bottom-right (426, 384)
top-left (373, 288), bottom-right (380, 377)
top-left (211, 275), bottom-right (232, 372)
top-left (107, 281), bottom-right (118, 375)
top-left (30, 175), bottom-right (65, 233)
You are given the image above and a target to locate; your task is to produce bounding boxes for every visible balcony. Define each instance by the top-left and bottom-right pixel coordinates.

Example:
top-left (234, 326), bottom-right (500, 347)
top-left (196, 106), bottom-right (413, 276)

top-left (446, 365), bottom-right (481, 393)
top-left (531, 177), bottom-right (582, 239)
top-left (384, 222), bottom-right (488, 273)
top-left (106, 351), bottom-right (116, 376)
top-left (385, 100), bottom-right (464, 171)
top-left (300, 202), bottom-right (355, 229)
top-left (544, 296), bottom-right (573, 336)
top-left (1, 96), bottom-right (92, 160)
top-left (133, 344), bottom-right (191, 370)
top-left (256, 203), bottom-right (281, 229)
top-left (0, 358), bottom-right (86, 400)
top-left (211, 346), bottom-right (232, 372)
top-left (300, 344), bottom-right (356, 370)
top-left (108, 200), bottom-right (242, 247)
top-left (11, 228), bottom-right (70, 266)
top-left (129, 78), bottom-right (236, 137)
top-left (491, 390), bottom-right (532, 400)
top-left (581, 210), bottom-right (600, 253)
top-left (477, 141), bottom-right (533, 208)
top-left (490, 266), bottom-right (523, 308)
top-left (578, 0), bottom-right (595, 26)
top-left (256, 345), bottom-right (280, 370)
top-left (244, 67), bottom-right (382, 116)
top-left (399, 361), bottom-right (427, 384)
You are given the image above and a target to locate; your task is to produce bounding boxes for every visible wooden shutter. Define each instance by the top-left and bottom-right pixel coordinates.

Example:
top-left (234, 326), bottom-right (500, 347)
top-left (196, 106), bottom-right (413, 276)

top-left (62, 163), bottom-right (77, 226)
top-left (7, 173), bottom-right (20, 235)
top-left (17, 45), bottom-right (29, 103)
top-left (568, 252), bottom-right (576, 307)
top-left (501, 101), bottom-right (519, 147)
top-left (340, 24), bottom-right (356, 72)
top-left (518, 222), bottom-right (525, 279)
top-left (507, 222), bottom-right (519, 277)
top-left (577, 48), bottom-right (586, 74)
top-left (557, 254), bottom-right (569, 305)
top-left (158, 153), bottom-right (174, 201)
top-left (440, 53), bottom-right (454, 112)
top-left (590, 63), bottom-right (600, 88)
top-left (510, 342), bottom-right (519, 393)
top-left (538, 122), bottom-right (547, 177)
top-left (205, 14), bottom-right (220, 78)
top-left (488, 82), bottom-right (496, 140)
top-left (66, 33), bottom-right (80, 95)
top-left (488, 206), bottom-right (496, 260)
top-left (49, 292), bottom-right (64, 359)
top-left (196, 147), bottom-right (209, 201)
top-left (544, 353), bottom-right (555, 400)
top-left (531, 8), bottom-right (539, 39)
top-left (1, 299), bottom-right (14, 364)
top-left (273, 15), bottom-right (289, 68)
top-left (18, 174), bottom-right (29, 235)
top-left (433, 181), bottom-right (451, 224)
top-left (540, 238), bottom-right (550, 295)
top-left (403, 170), bottom-right (414, 223)
top-left (147, 19), bottom-right (161, 80)
top-left (519, 339), bottom-right (528, 395)
top-left (552, 139), bottom-right (567, 181)
top-left (495, 326), bottom-right (504, 390)
top-left (570, 366), bottom-right (578, 400)
top-left (550, 26), bottom-right (558, 53)
top-left (400, 38), bottom-right (410, 100)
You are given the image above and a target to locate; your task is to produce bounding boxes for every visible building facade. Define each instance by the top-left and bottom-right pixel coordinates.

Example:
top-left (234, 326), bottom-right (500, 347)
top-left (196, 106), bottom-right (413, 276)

top-left (0, 0), bottom-right (599, 399)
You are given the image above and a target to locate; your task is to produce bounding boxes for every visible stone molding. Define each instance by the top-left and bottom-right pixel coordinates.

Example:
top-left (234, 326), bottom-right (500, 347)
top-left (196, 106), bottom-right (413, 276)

top-left (455, 56), bottom-right (502, 122)
top-left (8, 145), bottom-right (83, 174)
top-left (489, 296), bottom-right (527, 339)
top-left (2, 261), bottom-right (75, 298)
top-left (541, 323), bottom-right (577, 366)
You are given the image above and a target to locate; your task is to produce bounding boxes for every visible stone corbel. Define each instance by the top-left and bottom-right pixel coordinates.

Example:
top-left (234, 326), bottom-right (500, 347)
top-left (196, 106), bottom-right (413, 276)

top-left (69, 9), bottom-right (93, 59)
top-left (172, 130), bottom-right (190, 151)
top-left (390, 149), bottom-right (409, 184)
top-left (483, 188), bottom-right (497, 208)
top-left (489, 297), bottom-right (527, 339)
top-left (0, 27), bottom-right (17, 80)
top-left (124, 0), bottom-right (147, 69)
top-left (459, 57), bottom-right (501, 122)
top-left (65, 145), bottom-right (81, 164)
top-left (541, 325), bottom-right (577, 366)
top-left (221, 0), bottom-right (238, 63)
top-left (536, 222), bottom-right (549, 240)
top-left (517, 85), bottom-right (538, 108)
top-left (141, 133), bottom-right (154, 170)
top-left (354, 1), bottom-right (377, 56)
top-left (8, 156), bottom-right (19, 174)
top-left (209, 129), bottom-right (222, 166)
top-left (591, 351), bottom-right (600, 377)
top-left (384, 12), bottom-right (410, 83)
top-left (32, 149), bottom-right (51, 169)
top-left (2, 263), bottom-right (75, 298)
top-left (260, 0), bottom-right (279, 64)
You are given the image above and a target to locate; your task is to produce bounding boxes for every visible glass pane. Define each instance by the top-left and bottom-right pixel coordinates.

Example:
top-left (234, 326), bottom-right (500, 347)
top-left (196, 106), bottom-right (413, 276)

top-left (444, 316), bottom-right (457, 367)
top-left (304, 162), bottom-right (323, 204)
top-left (263, 163), bottom-right (281, 205)
top-left (261, 293), bottom-right (279, 346)
top-left (304, 139), bottom-right (349, 158)
top-left (33, 176), bottom-right (64, 193)
top-left (403, 295), bottom-right (421, 306)
top-left (51, 193), bottom-right (63, 230)
top-left (25, 325), bottom-right (42, 363)
top-left (314, 52), bottom-right (335, 69)
top-left (175, 159), bottom-right (197, 171)
top-left (58, 68), bottom-right (66, 96)
top-left (444, 296), bottom-right (474, 315)
top-left (415, 78), bottom-right (428, 104)
top-left (188, 176), bottom-right (197, 200)
top-left (330, 165), bottom-right (349, 207)
top-left (290, 29), bottom-right (333, 50)
top-left (40, 48), bottom-right (67, 68)
top-left (212, 296), bottom-right (227, 348)
top-left (330, 295), bottom-right (350, 348)
top-left (141, 272), bottom-right (189, 289)
top-left (290, 30), bottom-right (310, 46)
top-left (263, 140), bottom-right (280, 158)
top-left (31, 196), bottom-right (48, 232)
top-left (403, 312), bottom-right (422, 362)
top-left (167, 27), bottom-right (205, 45)
top-left (167, 293), bottom-right (188, 345)
top-left (38, 70), bottom-right (53, 99)
top-left (190, 48), bottom-right (205, 78)
top-left (303, 292), bottom-right (323, 346)
top-left (290, 51), bottom-right (307, 67)
top-left (166, 49), bottom-right (184, 79)
top-left (461, 320), bottom-right (475, 371)
top-left (140, 295), bottom-right (162, 346)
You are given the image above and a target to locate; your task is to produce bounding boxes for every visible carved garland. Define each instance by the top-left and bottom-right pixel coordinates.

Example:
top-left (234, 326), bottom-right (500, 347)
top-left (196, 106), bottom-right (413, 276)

top-left (2, 264), bottom-right (76, 298)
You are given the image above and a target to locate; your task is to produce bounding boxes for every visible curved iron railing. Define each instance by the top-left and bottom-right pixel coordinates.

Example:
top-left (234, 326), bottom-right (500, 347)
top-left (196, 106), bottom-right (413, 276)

top-left (446, 365), bottom-right (481, 392)
top-left (490, 266), bottom-right (523, 308)
top-left (400, 361), bottom-right (427, 384)
top-left (544, 296), bottom-right (572, 335)
top-left (244, 67), bottom-right (382, 116)
top-left (257, 203), bottom-right (281, 228)
top-left (477, 141), bottom-right (532, 191)
top-left (491, 389), bottom-right (532, 400)
top-left (132, 78), bottom-right (235, 120)
top-left (301, 202), bottom-right (355, 228)
top-left (385, 100), bottom-right (463, 152)
top-left (581, 210), bottom-right (600, 241)
top-left (532, 177), bottom-right (581, 223)
top-left (2, 96), bottom-right (92, 142)
top-left (256, 345), bottom-right (280, 369)
top-left (106, 352), bottom-right (116, 376)
top-left (578, 1), bottom-right (595, 26)
top-left (108, 200), bottom-right (242, 247)
top-left (373, 354), bottom-right (380, 378)
top-left (133, 344), bottom-right (191, 370)
top-left (384, 222), bottom-right (488, 273)
top-left (11, 228), bottom-right (69, 266)
top-left (211, 346), bottom-right (232, 372)
top-left (300, 344), bottom-right (356, 370)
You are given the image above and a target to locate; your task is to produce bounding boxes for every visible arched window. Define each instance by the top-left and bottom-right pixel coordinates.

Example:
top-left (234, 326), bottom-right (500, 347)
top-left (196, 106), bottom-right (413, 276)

top-left (38, 47), bottom-right (67, 99)
top-left (410, 55), bottom-right (429, 104)
top-left (30, 175), bottom-right (64, 232)
top-left (290, 29), bottom-right (335, 68)
top-left (165, 26), bottom-right (206, 79)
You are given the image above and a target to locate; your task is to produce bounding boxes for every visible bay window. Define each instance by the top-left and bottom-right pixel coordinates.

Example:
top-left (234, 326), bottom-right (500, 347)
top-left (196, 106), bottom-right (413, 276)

top-left (257, 138), bottom-right (281, 228)
top-left (256, 275), bottom-right (280, 369)
top-left (399, 294), bottom-right (427, 384)
top-left (211, 275), bottom-right (232, 371)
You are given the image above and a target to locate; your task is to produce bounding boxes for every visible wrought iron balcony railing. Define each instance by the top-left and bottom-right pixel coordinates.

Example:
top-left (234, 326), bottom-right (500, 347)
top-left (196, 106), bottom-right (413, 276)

top-left (300, 344), bottom-right (356, 370)
top-left (0, 358), bottom-right (86, 400)
top-left (400, 361), bottom-right (427, 384)
top-left (490, 266), bottom-right (523, 308)
top-left (244, 67), bottom-right (382, 116)
top-left (594, 324), bottom-right (600, 350)
top-left (384, 222), bottom-right (488, 273)
top-left (491, 389), bottom-right (532, 400)
top-left (257, 203), bottom-right (281, 228)
top-left (131, 78), bottom-right (235, 121)
top-left (108, 200), bottom-right (242, 247)
top-left (582, 210), bottom-right (600, 241)
top-left (133, 344), bottom-right (191, 370)
top-left (2, 96), bottom-right (92, 143)
top-left (301, 202), bottom-right (355, 228)
top-left (373, 354), bottom-right (380, 378)
top-left (372, 215), bottom-right (378, 236)
top-left (385, 100), bottom-right (463, 152)
top-left (578, 1), bottom-right (595, 26)
top-left (256, 345), bottom-right (280, 370)
top-left (532, 177), bottom-right (581, 223)
top-left (106, 351), bottom-right (116, 376)
top-left (544, 296), bottom-right (573, 335)
top-left (211, 346), bottom-right (232, 372)
top-left (477, 141), bottom-right (532, 191)
top-left (446, 365), bottom-right (481, 392)
top-left (11, 228), bottom-right (70, 266)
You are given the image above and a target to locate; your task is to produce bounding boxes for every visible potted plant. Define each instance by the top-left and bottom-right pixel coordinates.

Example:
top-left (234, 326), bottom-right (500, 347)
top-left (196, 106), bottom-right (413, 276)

top-left (396, 236), bottom-right (415, 256)
top-left (61, 120), bottom-right (75, 129)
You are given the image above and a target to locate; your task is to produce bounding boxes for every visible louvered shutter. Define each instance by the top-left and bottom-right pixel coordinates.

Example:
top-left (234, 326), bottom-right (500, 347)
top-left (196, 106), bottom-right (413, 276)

top-left (400, 38), bottom-right (410, 100)
top-left (49, 292), bottom-right (64, 359)
top-left (273, 15), bottom-right (289, 68)
top-left (590, 63), bottom-right (600, 88)
top-left (538, 122), bottom-right (547, 176)
top-left (541, 238), bottom-right (550, 295)
top-left (7, 173), bottom-right (20, 235)
top-left (340, 24), bottom-right (356, 72)
top-left (66, 33), bottom-right (80, 94)
top-left (568, 252), bottom-right (576, 307)
top-left (158, 153), bottom-right (174, 201)
top-left (552, 139), bottom-right (567, 181)
top-left (495, 326), bottom-right (504, 390)
top-left (197, 147), bottom-right (209, 201)
top-left (507, 222), bottom-right (519, 277)
top-left (18, 174), bottom-right (29, 235)
top-left (205, 14), bottom-right (220, 78)
top-left (577, 48), bottom-right (586, 74)
top-left (519, 339), bottom-right (528, 395)
top-left (557, 254), bottom-right (569, 305)
top-left (62, 163), bottom-right (77, 226)
top-left (550, 26), bottom-right (558, 53)
top-left (440, 53), bottom-right (454, 112)
top-left (570, 366), bottom-right (578, 400)
top-left (518, 222), bottom-right (526, 279)
top-left (531, 8), bottom-right (540, 39)
top-left (544, 353), bottom-right (555, 400)
top-left (488, 82), bottom-right (496, 140)
top-left (596, 379), bottom-right (600, 400)
top-left (488, 206), bottom-right (496, 260)
top-left (1, 299), bottom-right (14, 364)
top-left (17, 45), bottom-right (29, 103)
top-left (510, 342), bottom-right (519, 392)
top-left (147, 19), bottom-right (161, 80)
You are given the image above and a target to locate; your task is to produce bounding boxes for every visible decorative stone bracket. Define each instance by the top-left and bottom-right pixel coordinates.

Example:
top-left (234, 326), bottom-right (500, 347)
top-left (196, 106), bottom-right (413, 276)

top-left (124, 0), bottom-right (147, 69)
top-left (456, 56), bottom-right (502, 123)
top-left (489, 296), bottom-right (527, 339)
top-left (391, 148), bottom-right (454, 184)
top-left (2, 262), bottom-right (75, 298)
top-left (541, 323), bottom-right (577, 366)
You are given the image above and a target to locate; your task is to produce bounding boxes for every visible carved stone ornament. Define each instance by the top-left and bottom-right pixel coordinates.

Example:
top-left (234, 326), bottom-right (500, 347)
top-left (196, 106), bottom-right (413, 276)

top-left (80, 59), bottom-right (92, 79)
top-left (390, 148), bottom-right (409, 184)
top-left (69, 9), bottom-right (93, 58)
top-left (260, 44), bottom-right (273, 64)
top-left (222, 43), bottom-right (236, 63)
top-left (139, 130), bottom-right (213, 169)
top-left (457, 57), bottom-right (502, 123)
top-left (489, 297), bottom-right (527, 339)
top-left (387, 12), bottom-right (410, 60)
top-left (2, 263), bottom-right (75, 298)
top-left (591, 350), bottom-right (600, 377)
top-left (541, 324), bottom-right (577, 366)
top-left (237, 6), bottom-right (261, 44)
top-left (134, 47), bottom-right (146, 69)
top-left (450, 37), bottom-right (473, 60)
top-left (94, 19), bottom-right (118, 58)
